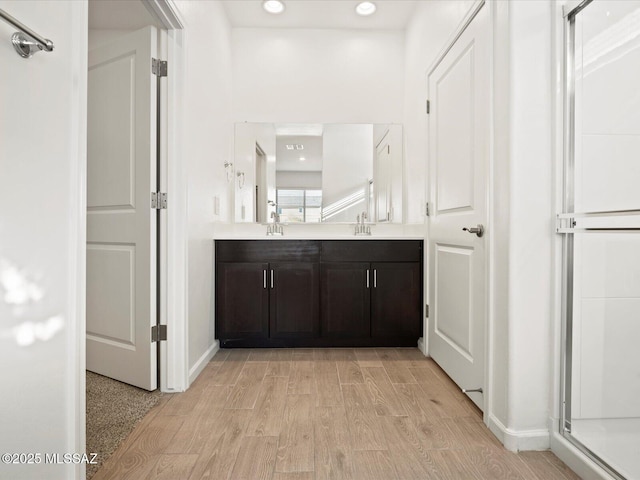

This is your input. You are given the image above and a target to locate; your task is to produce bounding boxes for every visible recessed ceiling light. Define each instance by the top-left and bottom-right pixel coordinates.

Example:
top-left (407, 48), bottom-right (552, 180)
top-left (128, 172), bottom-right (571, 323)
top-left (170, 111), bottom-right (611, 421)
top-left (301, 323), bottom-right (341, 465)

top-left (263, 0), bottom-right (285, 14)
top-left (299, 157), bottom-right (306, 161)
top-left (356, 1), bottom-right (376, 16)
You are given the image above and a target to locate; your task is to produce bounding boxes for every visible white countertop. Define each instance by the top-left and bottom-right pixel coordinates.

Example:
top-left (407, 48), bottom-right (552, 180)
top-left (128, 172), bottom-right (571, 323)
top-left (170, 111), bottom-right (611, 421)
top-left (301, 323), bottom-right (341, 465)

top-left (212, 222), bottom-right (425, 240)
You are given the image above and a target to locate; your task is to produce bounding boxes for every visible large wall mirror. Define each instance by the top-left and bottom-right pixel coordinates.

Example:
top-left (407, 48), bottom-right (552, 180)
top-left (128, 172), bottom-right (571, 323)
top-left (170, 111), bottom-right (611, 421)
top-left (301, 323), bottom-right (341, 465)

top-left (233, 123), bottom-right (403, 224)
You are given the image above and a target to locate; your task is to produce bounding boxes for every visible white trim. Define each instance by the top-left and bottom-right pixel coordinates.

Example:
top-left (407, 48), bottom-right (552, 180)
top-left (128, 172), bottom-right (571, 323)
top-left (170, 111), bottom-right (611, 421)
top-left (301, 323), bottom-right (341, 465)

top-left (426, 0), bottom-right (486, 77)
top-left (188, 341), bottom-right (220, 385)
top-left (488, 414), bottom-right (550, 452)
top-left (71, 3), bottom-right (89, 478)
top-left (143, 0), bottom-right (185, 29)
top-left (417, 337), bottom-right (426, 355)
top-left (140, 0), bottom-right (189, 394)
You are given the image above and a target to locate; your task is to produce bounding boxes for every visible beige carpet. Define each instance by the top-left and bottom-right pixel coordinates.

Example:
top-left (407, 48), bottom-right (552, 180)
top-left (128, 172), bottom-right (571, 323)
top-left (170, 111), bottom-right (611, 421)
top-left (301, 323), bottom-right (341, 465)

top-left (85, 371), bottom-right (163, 479)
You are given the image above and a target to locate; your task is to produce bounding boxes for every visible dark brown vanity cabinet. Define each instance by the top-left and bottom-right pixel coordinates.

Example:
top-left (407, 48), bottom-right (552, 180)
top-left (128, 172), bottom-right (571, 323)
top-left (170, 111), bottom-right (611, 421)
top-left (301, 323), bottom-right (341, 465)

top-left (215, 241), bottom-right (321, 347)
top-left (215, 240), bottom-right (422, 347)
top-left (321, 241), bottom-right (423, 342)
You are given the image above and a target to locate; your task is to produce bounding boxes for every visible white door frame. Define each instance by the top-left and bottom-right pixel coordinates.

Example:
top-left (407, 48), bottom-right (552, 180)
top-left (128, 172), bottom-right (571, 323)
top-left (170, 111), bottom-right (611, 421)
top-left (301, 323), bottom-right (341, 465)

top-left (423, 0), bottom-right (494, 419)
top-left (141, 0), bottom-right (188, 394)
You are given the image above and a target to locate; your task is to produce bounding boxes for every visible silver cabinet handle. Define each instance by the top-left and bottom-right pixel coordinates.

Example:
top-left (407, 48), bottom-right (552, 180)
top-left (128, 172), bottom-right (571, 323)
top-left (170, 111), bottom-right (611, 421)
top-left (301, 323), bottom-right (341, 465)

top-left (263, 269), bottom-right (267, 289)
top-left (374, 269), bottom-right (377, 288)
top-left (462, 224), bottom-right (484, 238)
top-left (366, 269), bottom-right (370, 288)
top-left (270, 269), bottom-right (274, 289)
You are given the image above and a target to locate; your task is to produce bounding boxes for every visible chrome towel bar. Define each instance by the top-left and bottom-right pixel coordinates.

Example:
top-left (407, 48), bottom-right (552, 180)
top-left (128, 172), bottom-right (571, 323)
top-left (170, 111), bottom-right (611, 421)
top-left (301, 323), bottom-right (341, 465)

top-left (0, 8), bottom-right (54, 58)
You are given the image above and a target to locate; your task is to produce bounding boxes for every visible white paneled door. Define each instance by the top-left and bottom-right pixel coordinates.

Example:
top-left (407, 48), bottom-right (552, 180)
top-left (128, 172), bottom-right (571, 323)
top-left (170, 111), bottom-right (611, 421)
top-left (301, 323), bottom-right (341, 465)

top-left (427, 4), bottom-right (489, 410)
top-left (87, 27), bottom-right (158, 390)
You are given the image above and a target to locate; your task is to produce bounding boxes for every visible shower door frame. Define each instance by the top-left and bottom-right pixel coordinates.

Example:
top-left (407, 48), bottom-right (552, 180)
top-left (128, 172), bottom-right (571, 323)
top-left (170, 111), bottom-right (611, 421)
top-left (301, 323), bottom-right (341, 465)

top-left (560, 1), bottom-right (639, 479)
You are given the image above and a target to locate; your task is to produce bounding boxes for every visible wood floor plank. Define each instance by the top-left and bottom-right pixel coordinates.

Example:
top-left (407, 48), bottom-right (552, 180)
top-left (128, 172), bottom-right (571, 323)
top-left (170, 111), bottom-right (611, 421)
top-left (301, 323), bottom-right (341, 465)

top-left (209, 349), bottom-right (230, 366)
top-left (392, 348), bottom-right (429, 368)
top-left (407, 365), bottom-right (445, 386)
top-left (441, 416), bottom-right (505, 450)
top-left (342, 384), bottom-right (388, 451)
top-left (361, 366), bottom-right (406, 416)
top-left (225, 362), bottom-right (268, 409)
top-left (144, 454), bottom-right (198, 480)
top-left (314, 360), bottom-right (343, 406)
top-left (272, 473), bottom-right (314, 480)
top-left (212, 349), bottom-right (250, 385)
top-left (246, 376), bottom-right (289, 436)
top-left (314, 405), bottom-right (355, 480)
top-left (247, 349), bottom-right (274, 362)
top-left (464, 446), bottom-right (530, 480)
top-left (354, 348), bottom-right (382, 367)
top-left (292, 348), bottom-right (314, 360)
top-left (381, 359), bottom-right (417, 384)
top-left (228, 436), bottom-right (278, 480)
top-left (352, 450), bottom-right (399, 480)
top-left (164, 386), bottom-right (229, 454)
top-left (130, 415), bottom-right (184, 454)
top-left (410, 379), bottom-right (475, 419)
top-left (91, 450), bottom-right (160, 480)
top-left (518, 451), bottom-right (581, 480)
top-left (276, 394), bottom-right (314, 473)
top-left (287, 360), bottom-right (314, 395)
top-left (187, 409), bottom-right (251, 480)
top-left (337, 358), bottom-right (365, 384)
top-left (380, 415), bottom-right (445, 480)
top-left (266, 349), bottom-right (293, 377)
top-left (430, 449), bottom-right (482, 479)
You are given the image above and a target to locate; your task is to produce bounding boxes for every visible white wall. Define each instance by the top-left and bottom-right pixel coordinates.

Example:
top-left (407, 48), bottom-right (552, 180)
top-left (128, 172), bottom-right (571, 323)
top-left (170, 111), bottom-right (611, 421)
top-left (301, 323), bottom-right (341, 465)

top-left (506, 0), bottom-right (553, 441)
top-left (0, 1), bottom-right (87, 479)
top-left (173, 0), bottom-right (234, 373)
top-left (231, 28), bottom-right (404, 124)
top-left (404, 0), bottom-right (555, 451)
top-left (277, 171), bottom-right (322, 189)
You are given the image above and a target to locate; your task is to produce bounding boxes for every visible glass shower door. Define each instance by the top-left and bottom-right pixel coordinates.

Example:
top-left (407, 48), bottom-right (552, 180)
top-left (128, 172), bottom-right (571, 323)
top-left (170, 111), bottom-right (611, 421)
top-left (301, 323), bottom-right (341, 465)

top-left (561, 2), bottom-right (640, 479)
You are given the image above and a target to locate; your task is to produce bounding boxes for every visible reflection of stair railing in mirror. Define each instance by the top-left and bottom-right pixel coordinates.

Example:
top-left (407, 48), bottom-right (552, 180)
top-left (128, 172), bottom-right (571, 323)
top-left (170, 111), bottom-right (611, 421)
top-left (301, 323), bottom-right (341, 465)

top-left (321, 186), bottom-right (366, 222)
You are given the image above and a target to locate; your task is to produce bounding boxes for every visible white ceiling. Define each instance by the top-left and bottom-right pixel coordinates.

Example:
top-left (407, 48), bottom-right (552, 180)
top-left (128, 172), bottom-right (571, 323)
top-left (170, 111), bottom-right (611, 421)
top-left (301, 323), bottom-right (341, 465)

top-left (88, 1), bottom-right (418, 31)
top-left (276, 135), bottom-right (323, 172)
top-left (222, 0), bottom-right (419, 30)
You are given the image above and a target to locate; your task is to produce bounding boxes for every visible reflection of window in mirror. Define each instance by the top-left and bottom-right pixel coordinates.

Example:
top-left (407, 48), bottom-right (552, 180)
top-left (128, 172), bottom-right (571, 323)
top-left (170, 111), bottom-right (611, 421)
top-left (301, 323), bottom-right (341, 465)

top-left (276, 188), bottom-right (322, 223)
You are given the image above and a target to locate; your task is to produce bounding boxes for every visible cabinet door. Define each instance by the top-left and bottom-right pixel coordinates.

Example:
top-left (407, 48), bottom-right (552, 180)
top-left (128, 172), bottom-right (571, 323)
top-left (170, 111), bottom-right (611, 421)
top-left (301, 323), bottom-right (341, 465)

top-left (371, 262), bottom-right (422, 337)
top-left (269, 263), bottom-right (320, 338)
top-left (217, 262), bottom-right (269, 339)
top-left (321, 262), bottom-right (371, 337)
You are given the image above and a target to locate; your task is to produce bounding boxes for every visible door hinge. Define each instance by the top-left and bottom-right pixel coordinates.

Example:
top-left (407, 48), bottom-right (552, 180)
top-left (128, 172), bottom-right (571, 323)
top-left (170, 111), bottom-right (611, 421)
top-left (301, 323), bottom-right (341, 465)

top-left (151, 324), bottom-right (167, 342)
top-left (425, 202), bottom-right (430, 217)
top-left (151, 192), bottom-right (167, 209)
top-left (152, 58), bottom-right (168, 77)
top-left (425, 304), bottom-right (429, 318)
top-left (426, 99), bottom-right (430, 114)
top-left (556, 214), bottom-right (576, 233)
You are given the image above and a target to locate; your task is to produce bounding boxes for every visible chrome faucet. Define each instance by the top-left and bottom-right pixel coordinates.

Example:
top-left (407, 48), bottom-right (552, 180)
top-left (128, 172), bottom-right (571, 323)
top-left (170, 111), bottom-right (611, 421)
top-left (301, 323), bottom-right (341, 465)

top-left (267, 211), bottom-right (283, 236)
top-left (354, 211), bottom-right (371, 236)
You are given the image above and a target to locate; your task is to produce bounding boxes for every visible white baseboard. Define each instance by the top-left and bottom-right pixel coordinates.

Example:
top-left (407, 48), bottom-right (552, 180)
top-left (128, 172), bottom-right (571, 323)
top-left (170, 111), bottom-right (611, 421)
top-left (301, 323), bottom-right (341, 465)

top-left (417, 337), bottom-right (426, 355)
top-left (488, 414), bottom-right (550, 452)
top-left (188, 340), bottom-right (219, 386)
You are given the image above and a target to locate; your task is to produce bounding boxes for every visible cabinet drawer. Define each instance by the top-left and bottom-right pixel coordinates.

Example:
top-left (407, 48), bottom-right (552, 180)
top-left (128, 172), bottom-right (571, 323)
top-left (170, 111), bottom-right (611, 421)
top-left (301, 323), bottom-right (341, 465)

top-left (216, 240), bottom-right (321, 262)
top-left (321, 240), bottom-right (422, 262)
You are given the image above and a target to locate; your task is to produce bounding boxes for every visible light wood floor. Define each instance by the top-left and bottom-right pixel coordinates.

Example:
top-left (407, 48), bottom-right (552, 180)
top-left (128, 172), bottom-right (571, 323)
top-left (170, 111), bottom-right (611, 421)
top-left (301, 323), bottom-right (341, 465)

top-left (92, 348), bottom-right (580, 480)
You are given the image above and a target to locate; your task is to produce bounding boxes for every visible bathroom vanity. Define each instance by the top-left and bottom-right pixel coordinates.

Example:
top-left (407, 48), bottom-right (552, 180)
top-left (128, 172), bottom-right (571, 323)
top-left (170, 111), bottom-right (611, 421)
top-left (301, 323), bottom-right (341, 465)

top-left (215, 239), bottom-right (423, 347)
